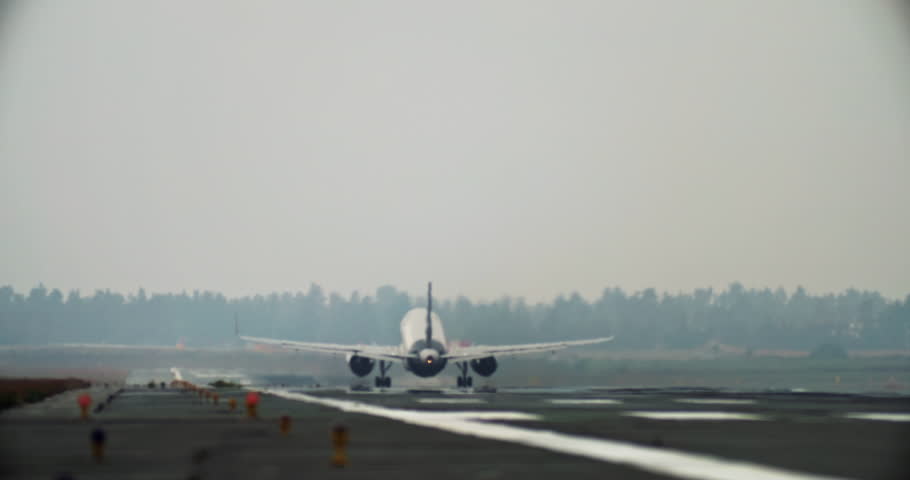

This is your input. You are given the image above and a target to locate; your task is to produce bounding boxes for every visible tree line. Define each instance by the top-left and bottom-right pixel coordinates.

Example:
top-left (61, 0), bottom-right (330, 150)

top-left (0, 283), bottom-right (907, 351)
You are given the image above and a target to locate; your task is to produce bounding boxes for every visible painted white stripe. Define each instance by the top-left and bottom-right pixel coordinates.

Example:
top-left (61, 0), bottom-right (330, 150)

top-left (844, 413), bottom-right (910, 422)
top-left (264, 388), bottom-right (847, 480)
top-left (186, 372), bottom-right (248, 379)
top-left (175, 368), bottom-right (255, 386)
top-left (547, 399), bottom-right (622, 405)
top-left (625, 411), bottom-right (764, 421)
top-left (417, 398), bottom-right (487, 404)
top-left (425, 411), bottom-right (539, 421)
top-left (676, 399), bottom-right (757, 405)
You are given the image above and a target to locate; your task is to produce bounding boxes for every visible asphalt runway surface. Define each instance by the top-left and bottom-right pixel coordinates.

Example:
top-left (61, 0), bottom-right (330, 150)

top-left (1, 368), bottom-right (909, 480)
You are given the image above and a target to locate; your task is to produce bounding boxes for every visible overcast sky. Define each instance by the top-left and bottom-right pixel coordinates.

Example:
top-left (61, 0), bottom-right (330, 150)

top-left (1, 1), bottom-right (908, 301)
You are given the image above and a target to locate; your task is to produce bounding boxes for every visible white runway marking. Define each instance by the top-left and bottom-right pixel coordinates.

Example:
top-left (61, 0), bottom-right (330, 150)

top-left (264, 387), bottom-right (846, 480)
top-left (417, 398), bottom-right (487, 404)
top-left (624, 411), bottom-right (765, 421)
top-left (547, 399), bottom-right (622, 405)
top-left (171, 368), bottom-right (252, 386)
top-left (182, 370), bottom-right (247, 379)
top-left (844, 413), bottom-right (910, 422)
top-left (676, 398), bottom-right (757, 405)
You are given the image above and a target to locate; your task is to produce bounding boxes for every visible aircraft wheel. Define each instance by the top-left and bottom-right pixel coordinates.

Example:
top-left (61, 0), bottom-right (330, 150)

top-left (384, 377), bottom-right (391, 388)
top-left (457, 377), bottom-right (464, 388)
top-left (467, 377), bottom-right (473, 388)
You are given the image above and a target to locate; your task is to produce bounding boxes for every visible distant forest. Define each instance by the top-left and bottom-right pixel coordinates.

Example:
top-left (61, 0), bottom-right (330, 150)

top-left (0, 284), bottom-right (908, 350)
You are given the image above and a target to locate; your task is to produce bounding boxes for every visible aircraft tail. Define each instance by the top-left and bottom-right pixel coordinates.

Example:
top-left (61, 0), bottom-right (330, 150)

top-left (425, 282), bottom-right (433, 346)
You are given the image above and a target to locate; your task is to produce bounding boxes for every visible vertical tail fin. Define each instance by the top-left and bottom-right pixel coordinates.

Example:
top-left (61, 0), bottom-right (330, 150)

top-left (425, 282), bottom-right (433, 346)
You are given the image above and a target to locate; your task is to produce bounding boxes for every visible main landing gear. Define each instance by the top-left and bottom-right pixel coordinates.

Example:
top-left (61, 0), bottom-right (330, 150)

top-left (374, 360), bottom-right (392, 388)
top-left (456, 362), bottom-right (473, 389)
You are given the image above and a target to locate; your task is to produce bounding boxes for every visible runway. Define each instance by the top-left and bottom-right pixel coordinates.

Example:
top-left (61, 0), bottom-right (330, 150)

top-left (1, 368), bottom-right (908, 480)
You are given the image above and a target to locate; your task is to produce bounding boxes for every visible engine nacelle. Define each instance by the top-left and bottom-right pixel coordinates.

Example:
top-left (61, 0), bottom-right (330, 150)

top-left (469, 356), bottom-right (498, 377)
top-left (348, 355), bottom-right (375, 377)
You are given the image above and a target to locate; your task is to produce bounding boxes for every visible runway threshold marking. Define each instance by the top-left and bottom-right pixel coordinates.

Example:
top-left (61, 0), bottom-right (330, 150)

top-left (264, 387), bottom-right (849, 480)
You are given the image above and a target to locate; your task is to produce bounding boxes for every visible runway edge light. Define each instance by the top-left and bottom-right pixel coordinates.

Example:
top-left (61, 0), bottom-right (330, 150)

top-left (90, 428), bottom-right (106, 463)
top-left (331, 424), bottom-right (349, 467)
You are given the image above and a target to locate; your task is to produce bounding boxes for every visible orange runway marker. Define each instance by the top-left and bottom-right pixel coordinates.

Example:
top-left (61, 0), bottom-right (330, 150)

top-left (245, 392), bottom-right (260, 419)
top-left (77, 394), bottom-right (91, 420)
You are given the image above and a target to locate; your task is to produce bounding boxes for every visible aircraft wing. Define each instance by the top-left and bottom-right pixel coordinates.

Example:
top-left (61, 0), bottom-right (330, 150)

top-left (238, 335), bottom-right (412, 362)
top-left (442, 336), bottom-right (614, 361)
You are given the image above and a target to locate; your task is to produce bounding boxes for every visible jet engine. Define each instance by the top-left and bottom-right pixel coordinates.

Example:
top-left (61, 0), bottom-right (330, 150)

top-left (418, 348), bottom-right (439, 365)
top-left (469, 356), bottom-right (498, 377)
top-left (347, 355), bottom-right (375, 377)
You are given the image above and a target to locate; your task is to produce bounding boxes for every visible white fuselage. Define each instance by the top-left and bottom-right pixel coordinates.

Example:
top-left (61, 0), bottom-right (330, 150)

top-left (399, 308), bottom-right (449, 377)
top-left (400, 308), bottom-right (447, 351)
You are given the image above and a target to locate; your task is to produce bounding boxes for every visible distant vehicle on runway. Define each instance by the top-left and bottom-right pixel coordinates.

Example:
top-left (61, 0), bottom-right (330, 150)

top-left (238, 283), bottom-right (613, 388)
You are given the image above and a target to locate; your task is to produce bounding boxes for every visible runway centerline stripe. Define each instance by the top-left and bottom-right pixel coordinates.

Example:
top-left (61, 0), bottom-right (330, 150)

top-left (264, 387), bottom-right (849, 480)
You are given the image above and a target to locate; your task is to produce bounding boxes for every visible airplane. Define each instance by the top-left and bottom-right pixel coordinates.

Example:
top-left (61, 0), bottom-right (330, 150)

top-left (238, 283), bottom-right (614, 388)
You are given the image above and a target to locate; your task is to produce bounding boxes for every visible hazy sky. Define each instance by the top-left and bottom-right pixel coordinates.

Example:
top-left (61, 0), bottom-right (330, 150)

top-left (1, 1), bottom-right (908, 301)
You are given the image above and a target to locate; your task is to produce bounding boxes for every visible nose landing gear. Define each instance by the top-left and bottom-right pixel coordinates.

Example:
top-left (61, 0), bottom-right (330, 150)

top-left (374, 360), bottom-right (392, 388)
top-left (455, 362), bottom-right (473, 389)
